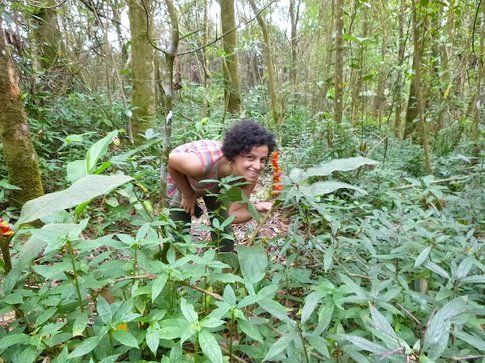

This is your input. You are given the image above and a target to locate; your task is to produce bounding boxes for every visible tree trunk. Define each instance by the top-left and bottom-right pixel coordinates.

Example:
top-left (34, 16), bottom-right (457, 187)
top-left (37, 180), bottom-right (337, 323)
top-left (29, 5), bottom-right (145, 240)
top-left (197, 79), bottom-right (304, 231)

top-left (350, 6), bottom-right (367, 126)
top-left (248, 0), bottom-right (281, 127)
top-left (393, 0), bottom-right (408, 138)
top-left (334, 0), bottom-right (345, 123)
top-left (411, 0), bottom-right (432, 174)
top-left (289, 0), bottom-right (301, 88)
top-left (220, 0), bottom-right (241, 115)
top-left (32, 0), bottom-right (61, 71)
top-left (201, 0), bottom-right (211, 116)
top-left (321, 0), bottom-right (335, 110)
top-left (128, 0), bottom-right (156, 143)
top-left (472, 7), bottom-right (484, 158)
top-left (0, 17), bottom-right (44, 205)
top-left (159, 0), bottom-right (179, 206)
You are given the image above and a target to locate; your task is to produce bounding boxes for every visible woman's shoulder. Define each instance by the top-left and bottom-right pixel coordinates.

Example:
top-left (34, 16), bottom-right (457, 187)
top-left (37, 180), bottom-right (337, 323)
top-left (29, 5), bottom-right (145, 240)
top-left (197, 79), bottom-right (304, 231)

top-left (173, 139), bottom-right (222, 152)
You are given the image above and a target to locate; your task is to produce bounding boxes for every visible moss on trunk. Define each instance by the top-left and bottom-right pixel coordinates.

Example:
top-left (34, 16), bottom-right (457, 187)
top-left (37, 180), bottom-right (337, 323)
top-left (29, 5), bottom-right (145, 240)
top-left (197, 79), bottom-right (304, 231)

top-left (0, 20), bottom-right (44, 206)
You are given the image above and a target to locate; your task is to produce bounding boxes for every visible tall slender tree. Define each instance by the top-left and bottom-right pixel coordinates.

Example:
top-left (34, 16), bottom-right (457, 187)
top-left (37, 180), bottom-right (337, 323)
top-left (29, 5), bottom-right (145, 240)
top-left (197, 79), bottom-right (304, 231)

top-left (32, 0), bottom-right (61, 71)
top-left (0, 14), bottom-right (44, 205)
top-left (248, 0), bottom-right (281, 127)
top-left (128, 0), bottom-right (156, 143)
top-left (219, 0), bottom-right (241, 115)
top-left (334, 0), bottom-right (345, 123)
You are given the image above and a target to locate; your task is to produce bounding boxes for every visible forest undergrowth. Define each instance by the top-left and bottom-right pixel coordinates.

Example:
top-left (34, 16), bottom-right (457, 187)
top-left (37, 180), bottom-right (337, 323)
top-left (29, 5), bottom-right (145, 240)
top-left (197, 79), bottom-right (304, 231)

top-left (0, 94), bottom-right (483, 363)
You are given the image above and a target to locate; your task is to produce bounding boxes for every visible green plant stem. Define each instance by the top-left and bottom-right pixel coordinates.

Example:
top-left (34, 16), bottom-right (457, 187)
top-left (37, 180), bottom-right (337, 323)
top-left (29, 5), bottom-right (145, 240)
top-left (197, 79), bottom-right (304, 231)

top-left (194, 332), bottom-right (199, 362)
top-left (66, 240), bottom-right (84, 312)
top-left (133, 246), bottom-right (138, 277)
top-left (246, 202), bottom-right (278, 247)
top-left (0, 235), bottom-right (12, 273)
top-left (229, 310), bottom-right (234, 362)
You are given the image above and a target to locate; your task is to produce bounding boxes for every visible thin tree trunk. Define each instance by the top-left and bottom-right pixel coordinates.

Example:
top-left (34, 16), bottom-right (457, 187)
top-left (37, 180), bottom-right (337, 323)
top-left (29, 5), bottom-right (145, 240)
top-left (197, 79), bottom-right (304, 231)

top-left (0, 16), bottom-right (44, 205)
top-left (220, 0), bottom-right (241, 115)
top-left (334, 0), bottom-right (345, 123)
top-left (321, 0), bottom-right (335, 111)
top-left (248, 0), bottom-right (281, 127)
top-left (351, 7), bottom-right (367, 126)
top-left (32, 0), bottom-right (61, 71)
top-left (201, 0), bottom-right (211, 116)
top-left (472, 6), bottom-right (484, 158)
top-left (128, 0), bottom-right (156, 143)
top-left (289, 0), bottom-right (301, 88)
top-left (394, 0), bottom-right (408, 138)
top-left (411, 0), bottom-right (432, 174)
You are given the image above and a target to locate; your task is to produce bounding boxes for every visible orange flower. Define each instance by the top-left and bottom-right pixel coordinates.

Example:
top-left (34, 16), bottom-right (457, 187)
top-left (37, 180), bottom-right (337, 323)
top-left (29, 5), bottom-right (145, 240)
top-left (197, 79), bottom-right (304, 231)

top-left (271, 151), bottom-right (283, 196)
top-left (0, 219), bottom-right (14, 237)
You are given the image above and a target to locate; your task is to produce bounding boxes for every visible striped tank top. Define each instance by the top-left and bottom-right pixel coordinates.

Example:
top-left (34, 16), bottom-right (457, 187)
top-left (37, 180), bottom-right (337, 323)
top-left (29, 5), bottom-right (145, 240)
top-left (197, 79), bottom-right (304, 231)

top-left (167, 140), bottom-right (223, 198)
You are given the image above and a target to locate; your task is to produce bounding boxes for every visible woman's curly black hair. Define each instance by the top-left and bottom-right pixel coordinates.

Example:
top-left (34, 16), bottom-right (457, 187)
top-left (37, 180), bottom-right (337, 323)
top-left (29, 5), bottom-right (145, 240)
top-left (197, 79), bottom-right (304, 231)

top-left (222, 119), bottom-right (276, 160)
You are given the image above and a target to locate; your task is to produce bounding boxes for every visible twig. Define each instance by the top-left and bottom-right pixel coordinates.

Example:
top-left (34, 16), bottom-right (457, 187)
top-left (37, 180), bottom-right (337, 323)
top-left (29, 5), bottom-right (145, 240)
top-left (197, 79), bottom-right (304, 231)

top-left (181, 282), bottom-right (223, 301)
top-left (112, 274), bottom-right (157, 283)
top-left (396, 303), bottom-right (422, 327)
top-left (245, 203), bottom-right (278, 247)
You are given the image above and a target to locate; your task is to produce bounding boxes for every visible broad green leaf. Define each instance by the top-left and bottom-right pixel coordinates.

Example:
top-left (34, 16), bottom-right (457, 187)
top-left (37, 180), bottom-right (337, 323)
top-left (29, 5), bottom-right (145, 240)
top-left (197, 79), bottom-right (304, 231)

top-left (314, 299), bottom-right (334, 335)
top-left (238, 284), bottom-right (279, 308)
top-left (86, 130), bottom-right (119, 172)
top-left (35, 307), bottom-right (57, 326)
top-left (67, 159), bottom-right (88, 183)
top-left (73, 311), bottom-right (89, 337)
top-left (453, 330), bottom-right (485, 352)
top-left (301, 291), bottom-right (320, 324)
top-left (461, 275), bottom-right (485, 284)
top-left (17, 174), bottom-right (133, 226)
top-left (307, 335), bottom-right (330, 358)
top-left (369, 306), bottom-right (399, 349)
top-left (180, 298), bottom-right (198, 324)
top-left (305, 157), bottom-right (378, 177)
top-left (97, 297), bottom-right (112, 324)
top-left (146, 326), bottom-right (160, 356)
top-left (342, 335), bottom-right (388, 354)
top-left (301, 181), bottom-right (366, 197)
top-left (414, 246), bottom-right (432, 268)
top-left (454, 257), bottom-right (474, 280)
top-left (151, 274), bottom-right (168, 303)
top-left (0, 333), bottom-right (30, 349)
top-left (236, 246), bottom-right (267, 284)
top-left (69, 336), bottom-right (101, 358)
top-left (423, 297), bottom-right (468, 359)
top-left (98, 355), bottom-right (121, 363)
top-left (113, 330), bottom-right (138, 348)
top-left (18, 345), bottom-right (37, 363)
top-left (258, 299), bottom-right (290, 322)
top-left (201, 317), bottom-right (225, 329)
top-left (238, 320), bottom-right (264, 343)
top-left (263, 333), bottom-right (295, 361)
top-left (199, 330), bottom-right (223, 363)
top-left (223, 284), bottom-right (237, 306)
top-left (424, 261), bottom-right (450, 279)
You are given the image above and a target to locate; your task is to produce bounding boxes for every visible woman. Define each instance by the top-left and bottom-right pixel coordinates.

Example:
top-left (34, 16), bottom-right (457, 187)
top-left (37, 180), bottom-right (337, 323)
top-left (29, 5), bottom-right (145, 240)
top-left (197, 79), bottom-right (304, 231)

top-left (167, 119), bottom-right (276, 251)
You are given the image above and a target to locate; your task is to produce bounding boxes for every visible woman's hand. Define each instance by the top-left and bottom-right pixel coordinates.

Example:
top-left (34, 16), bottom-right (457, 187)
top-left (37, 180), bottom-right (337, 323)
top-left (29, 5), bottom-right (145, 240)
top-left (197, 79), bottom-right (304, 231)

top-left (255, 201), bottom-right (273, 213)
top-left (180, 192), bottom-right (197, 216)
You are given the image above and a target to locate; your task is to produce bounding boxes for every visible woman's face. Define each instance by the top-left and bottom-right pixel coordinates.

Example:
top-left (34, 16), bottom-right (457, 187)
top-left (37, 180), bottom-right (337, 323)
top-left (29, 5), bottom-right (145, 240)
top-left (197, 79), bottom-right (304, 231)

top-left (231, 145), bottom-right (269, 182)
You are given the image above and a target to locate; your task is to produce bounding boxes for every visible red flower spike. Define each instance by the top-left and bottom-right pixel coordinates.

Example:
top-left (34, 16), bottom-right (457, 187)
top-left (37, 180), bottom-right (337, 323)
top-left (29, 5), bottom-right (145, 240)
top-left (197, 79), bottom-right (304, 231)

top-left (271, 151), bottom-right (283, 196)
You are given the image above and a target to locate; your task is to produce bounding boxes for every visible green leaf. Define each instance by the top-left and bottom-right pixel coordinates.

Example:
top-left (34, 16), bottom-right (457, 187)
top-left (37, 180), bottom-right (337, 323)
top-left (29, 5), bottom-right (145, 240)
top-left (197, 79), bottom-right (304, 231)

top-left (97, 297), bottom-right (112, 324)
top-left (238, 320), bottom-right (264, 343)
top-left (305, 157), bottom-right (378, 177)
top-left (73, 311), bottom-right (89, 337)
top-left (69, 336), bottom-right (101, 358)
top-left (180, 298), bottom-right (198, 324)
top-left (301, 181), bottom-right (367, 197)
top-left (342, 335), bottom-right (387, 354)
top-left (18, 345), bottom-right (37, 363)
top-left (113, 330), bottom-right (138, 348)
top-left (301, 291), bottom-right (320, 324)
top-left (263, 333), bottom-right (295, 361)
top-left (307, 335), bottom-right (330, 358)
top-left (461, 275), bottom-right (485, 284)
top-left (67, 159), bottom-right (88, 183)
top-left (424, 261), bottom-right (450, 279)
top-left (151, 274), bottom-right (168, 303)
top-left (258, 299), bottom-right (290, 322)
top-left (423, 297), bottom-right (468, 359)
top-left (35, 307), bottom-right (57, 326)
top-left (453, 330), bottom-right (485, 352)
top-left (238, 284), bottom-right (279, 309)
top-left (199, 330), bottom-right (223, 363)
top-left (0, 333), bottom-right (30, 349)
top-left (86, 130), bottom-right (119, 173)
top-left (369, 306), bottom-right (399, 349)
top-left (146, 326), bottom-right (160, 356)
top-left (236, 246), bottom-right (267, 284)
top-left (223, 284), bottom-right (237, 306)
top-left (414, 246), bottom-right (432, 268)
top-left (454, 257), bottom-right (474, 280)
top-left (17, 174), bottom-right (133, 226)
